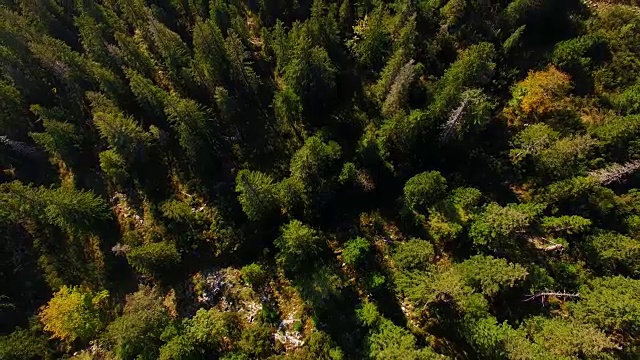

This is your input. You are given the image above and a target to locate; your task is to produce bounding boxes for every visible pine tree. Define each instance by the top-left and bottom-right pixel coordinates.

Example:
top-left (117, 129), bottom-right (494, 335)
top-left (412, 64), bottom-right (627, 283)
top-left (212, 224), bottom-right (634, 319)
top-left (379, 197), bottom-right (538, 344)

top-left (432, 42), bottom-right (496, 116)
top-left (0, 80), bottom-right (28, 138)
top-left (89, 92), bottom-right (153, 163)
top-left (103, 286), bottom-right (170, 360)
top-left (235, 169), bottom-right (279, 221)
top-left (192, 19), bottom-right (229, 94)
top-left (276, 220), bottom-right (325, 275)
top-left (469, 202), bottom-right (544, 250)
top-left (148, 19), bottom-right (192, 90)
top-left (29, 105), bottom-right (82, 163)
top-left (163, 92), bottom-right (216, 162)
top-left (347, 5), bottom-right (391, 70)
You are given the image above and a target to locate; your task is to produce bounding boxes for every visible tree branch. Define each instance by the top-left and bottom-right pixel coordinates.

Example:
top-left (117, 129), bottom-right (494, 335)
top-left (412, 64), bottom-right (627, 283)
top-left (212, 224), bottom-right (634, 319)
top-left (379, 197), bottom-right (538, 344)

top-left (524, 289), bottom-right (580, 304)
top-left (589, 160), bottom-right (640, 185)
top-left (526, 236), bottom-right (566, 252)
top-left (440, 97), bottom-right (469, 142)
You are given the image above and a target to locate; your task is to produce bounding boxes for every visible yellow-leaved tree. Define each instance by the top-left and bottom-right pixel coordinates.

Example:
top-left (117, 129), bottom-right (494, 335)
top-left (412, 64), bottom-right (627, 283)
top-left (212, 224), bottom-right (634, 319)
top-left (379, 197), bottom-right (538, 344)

top-left (504, 66), bottom-right (572, 125)
top-left (38, 286), bottom-right (109, 343)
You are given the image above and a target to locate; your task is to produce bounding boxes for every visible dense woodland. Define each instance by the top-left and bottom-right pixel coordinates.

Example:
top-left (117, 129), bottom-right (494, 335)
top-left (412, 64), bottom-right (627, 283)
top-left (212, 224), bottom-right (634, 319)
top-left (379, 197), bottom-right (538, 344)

top-left (1, 0), bottom-right (640, 359)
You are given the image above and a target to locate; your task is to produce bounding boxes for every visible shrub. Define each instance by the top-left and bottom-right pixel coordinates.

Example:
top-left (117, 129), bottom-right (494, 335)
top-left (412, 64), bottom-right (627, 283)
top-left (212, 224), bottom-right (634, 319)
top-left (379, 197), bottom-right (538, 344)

top-left (341, 237), bottom-right (371, 267)
top-left (241, 263), bottom-right (268, 287)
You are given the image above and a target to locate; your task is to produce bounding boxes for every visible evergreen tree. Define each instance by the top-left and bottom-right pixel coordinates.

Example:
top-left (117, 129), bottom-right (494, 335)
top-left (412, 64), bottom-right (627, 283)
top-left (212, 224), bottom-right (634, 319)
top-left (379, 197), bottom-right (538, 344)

top-left (1, 2), bottom-right (640, 358)
top-left (103, 286), bottom-right (170, 360)
top-left (404, 171), bottom-right (448, 213)
top-left (276, 220), bottom-right (326, 275)
top-left (235, 169), bottom-right (279, 221)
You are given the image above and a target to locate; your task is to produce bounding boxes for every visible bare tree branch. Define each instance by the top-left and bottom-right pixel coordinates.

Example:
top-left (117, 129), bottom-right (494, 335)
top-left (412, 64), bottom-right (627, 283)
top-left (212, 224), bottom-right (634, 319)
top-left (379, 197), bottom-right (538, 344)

top-left (440, 97), bottom-right (469, 142)
top-left (382, 59), bottom-right (416, 117)
top-left (589, 160), bottom-right (640, 185)
top-left (527, 236), bottom-right (566, 252)
top-left (524, 289), bottom-right (580, 304)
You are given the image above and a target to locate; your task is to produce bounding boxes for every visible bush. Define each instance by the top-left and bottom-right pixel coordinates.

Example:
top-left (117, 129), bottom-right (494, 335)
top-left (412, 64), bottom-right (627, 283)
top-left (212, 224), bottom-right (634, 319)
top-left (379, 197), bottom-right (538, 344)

top-left (368, 272), bottom-right (386, 290)
top-left (238, 324), bottom-right (274, 359)
top-left (341, 237), bottom-right (371, 267)
top-left (241, 263), bottom-right (268, 287)
top-left (393, 238), bottom-right (435, 271)
top-left (0, 328), bottom-right (50, 360)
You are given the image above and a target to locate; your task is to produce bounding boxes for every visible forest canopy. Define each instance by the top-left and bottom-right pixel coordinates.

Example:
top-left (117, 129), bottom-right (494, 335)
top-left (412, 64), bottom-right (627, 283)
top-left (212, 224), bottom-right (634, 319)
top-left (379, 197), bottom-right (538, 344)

top-left (1, 0), bottom-right (640, 359)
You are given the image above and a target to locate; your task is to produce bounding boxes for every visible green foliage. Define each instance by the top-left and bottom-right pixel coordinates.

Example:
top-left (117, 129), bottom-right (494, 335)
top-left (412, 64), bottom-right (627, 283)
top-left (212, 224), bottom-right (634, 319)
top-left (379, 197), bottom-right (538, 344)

top-left (90, 94), bottom-right (154, 162)
top-left (338, 162), bottom-right (358, 184)
top-left (540, 215), bottom-right (592, 234)
top-left (446, 88), bottom-right (494, 140)
top-left (399, 266), bottom-right (473, 309)
top-left (42, 186), bottom-right (110, 234)
top-left (295, 265), bottom-right (345, 307)
top-left (455, 255), bottom-right (528, 297)
top-left (403, 171), bottom-right (448, 213)
top-left (0, 328), bottom-right (50, 360)
top-left (368, 272), bottom-right (386, 291)
top-left (282, 42), bottom-right (337, 119)
top-left (125, 68), bottom-right (168, 117)
top-left (503, 25), bottom-right (526, 53)
top-left (290, 136), bottom-right (342, 186)
top-left (520, 316), bottom-right (614, 359)
top-left (460, 316), bottom-right (519, 359)
top-left (552, 34), bottom-right (607, 75)
top-left (148, 20), bottom-right (192, 88)
top-left (159, 308), bottom-right (240, 359)
top-left (375, 13), bottom-right (416, 102)
top-left (448, 187), bottom-right (484, 222)
top-left (4, 1), bottom-right (640, 359)
top-left (99, 149), bottom-right (128, 184)
top-left (126, 241), bottom-right (181, 278)
top-left (0, 80), bottom-right (27, 137)
top-left (163, 92), bottom-right (215, 161)
top-left (274, 87), bottom-right (304, 140)
top-left (572, 276), bottom-right (640, 336)
top-left (342, 237), bottom-right (371, 267)
top-left (192, 18), bottom-right (227, 91)
top-left (103, 286), bottom-right (170, 360)
top-left (588, 6), bottom-right (640, 91)
top-left (586, 232), bottom-right (640, 276)
top-left (610, 80), bottom-right (640, 115)
top-left (357, 301), bottom-right (381, 327)
top-left (0, 182), bottom-right (110, 235)
top-left (347, 5), bottom-right (391, 69)
top-left (469, 202), bottom-right (544, 249)
top-left (511, 123), bottom-right (596, 180)
top-left (275, 220), bottom-right (325, 275)
top-left (240, 263), bottom-right (268, 287)
top-left (284, 135), bottom-right (342, 215)
top-left (432, 42), bottom-right (496, 115)
top-left (359, 302), bottom-right (442, 360)
top-left (237, 324), bottom-right (274, 359)
top-left (392, 238), bottom-right (435, 272)
top-left (29, 106), bottom-right (81, 161)
top-left (304, 331), bottom-right (344, 360)
top-left (235, 169), bottom-right (279, 221)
